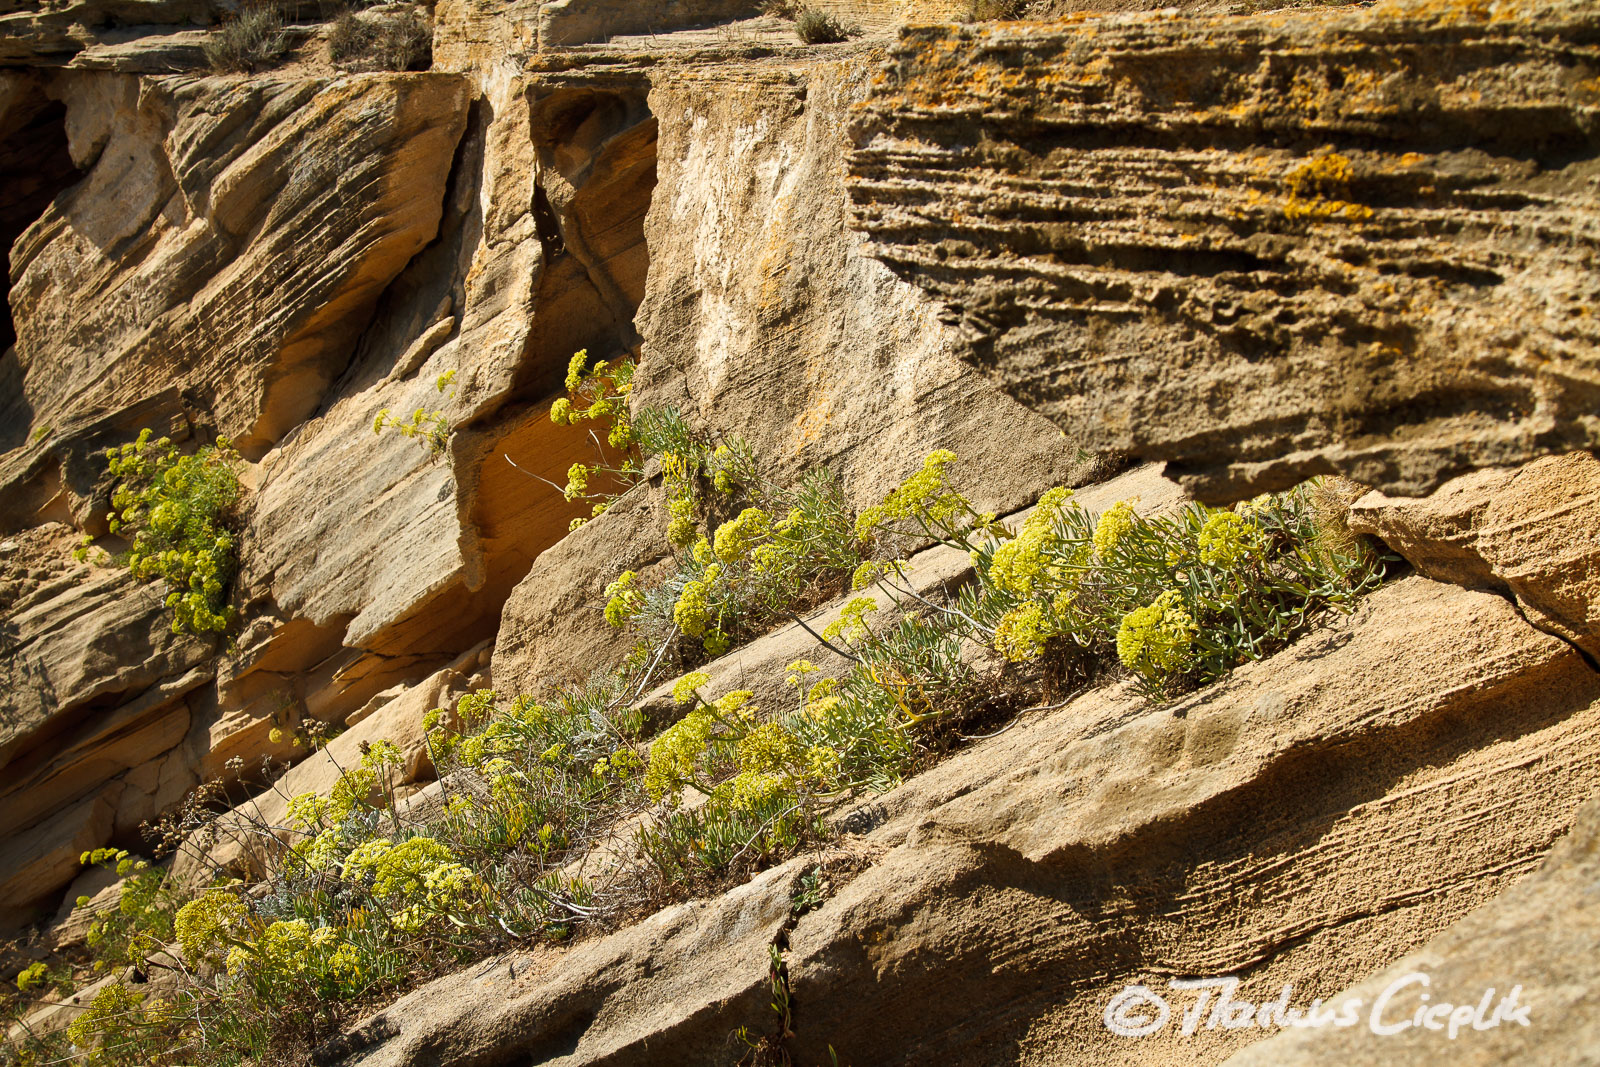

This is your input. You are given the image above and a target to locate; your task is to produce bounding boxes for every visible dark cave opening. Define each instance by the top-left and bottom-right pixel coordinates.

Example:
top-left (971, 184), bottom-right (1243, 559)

top-left (0, 93), bottom-right (79, 451)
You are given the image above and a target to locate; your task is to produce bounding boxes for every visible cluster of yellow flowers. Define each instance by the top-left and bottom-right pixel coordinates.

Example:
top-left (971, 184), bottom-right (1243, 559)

top-left (1091, 499), bottom-right (1137, 557)
top-left (550, 351), bottom-right (639, 531)
top-left (1197, 510), bottom-right (1258, 567)
top-left (1115, 590), bottom-right (1197, 681)
top-left (988, 488), bottom-right (1078, 597)
top-left (15, 961), bottom-right (48, 992)
top-left (822, 596), bottom-right (878, 643)
top-left (373, 371), bottom-right (456, 456)
top-left (646, 673), bottom-right (838, 817)
top-left (65, 983), bottom-right (161, 1061)
top-left (603, 569), bottom-right (644, 628)
top-left (645, 705), bottom-right (717, 802)
top-left (174, 890), bottom-right (249, 970)
top-left (672, 670), bottom-right (711, 705)
top-left (672, 564), bottom-right (725, 652)
top-left (712, 507), bottom-right (770, 563)
top-left (854, 449), bottom-right (965, 541)
top-left (667, 495), bottom-right (696, 547)
top-left (563, 462), bottom-right (591, 501)
top-left (83, 428), bottom-right (242, 635)
top-left (341, 836), bottom-right (478, 932)
top-left (551, 350), bottom-right (633, 430)
top-left (993, 600), bottom-right (1052, 662)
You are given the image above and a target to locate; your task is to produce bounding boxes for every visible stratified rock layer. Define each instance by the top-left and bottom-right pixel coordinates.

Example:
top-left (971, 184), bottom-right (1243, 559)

top-left (1350, 449), bottom-right (1600, 657)
top-left (1222, 794), bottom-right (1600, 1066)
top-left (6, 71), bottom-right (469, 468)
top-left (847, 0), bottom-right (1600, 502)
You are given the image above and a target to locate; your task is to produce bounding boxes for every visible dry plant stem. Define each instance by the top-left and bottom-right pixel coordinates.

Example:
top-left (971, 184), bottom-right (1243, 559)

top-left (622, 629), bottom-right (679, 707)
top-left (503, 452), bottom-right (569, 496)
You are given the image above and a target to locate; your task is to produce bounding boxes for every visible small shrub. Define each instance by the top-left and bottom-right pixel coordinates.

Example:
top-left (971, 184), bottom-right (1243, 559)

top-left (967, 0), bottom-right (1027, 18)
top-left (328, 8), bottom-right (432, 72)
top-left (794, 6), bottom-right (854, 44)
top-left (853, 455), bottom-right (1389, 698)
top-left (203, 3), bottom-right (290, 73)
top-left (73, 849), bottom-right (178, 974)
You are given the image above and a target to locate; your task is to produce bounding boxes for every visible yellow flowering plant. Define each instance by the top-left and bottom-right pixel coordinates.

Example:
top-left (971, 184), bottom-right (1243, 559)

top-left (950, 477), bottom-right (1389, 694)
top-left (636, 680), bottom-right (837, 884)
top-left (78, 428), bottom-right (243, 635)
top-left (372, 369), bottom-right (457, 456)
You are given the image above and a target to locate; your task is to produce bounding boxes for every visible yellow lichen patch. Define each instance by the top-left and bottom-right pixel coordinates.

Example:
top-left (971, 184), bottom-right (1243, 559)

top-left (794, 391), bottom-right (835, 452)
top-left (1282, 152), bottom-right (1374, 222)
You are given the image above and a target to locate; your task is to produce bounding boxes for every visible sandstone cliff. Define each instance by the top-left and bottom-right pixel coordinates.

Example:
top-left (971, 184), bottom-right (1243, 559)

top-left (1, 0), bottom-right (1597, 1063)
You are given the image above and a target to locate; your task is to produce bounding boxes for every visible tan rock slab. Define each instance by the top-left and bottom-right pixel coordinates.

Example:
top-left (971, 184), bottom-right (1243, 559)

top-left (1350, 450), bottom-right (1600, 657)
top-left (1221, 794), bottom-right (1600, 1066)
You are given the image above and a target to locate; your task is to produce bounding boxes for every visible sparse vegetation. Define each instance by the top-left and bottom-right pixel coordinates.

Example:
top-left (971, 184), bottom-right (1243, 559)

top-left (6, 352), bottom-right (1389, 1065)
top-left (794, 6), bottom-right (855, 44)
top-left (373, 370), bottom-right (456, 456)
top-left (967, 0), bottom-right (1028, 20)
top-left (74, 429), bottom-right (243, 636)
top-left (327, 7), bottom-right (432, 72)
top-left (203, 3), bottom-right (291, 73)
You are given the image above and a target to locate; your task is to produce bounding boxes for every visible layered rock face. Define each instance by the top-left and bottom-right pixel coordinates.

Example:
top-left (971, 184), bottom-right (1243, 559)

top-left (1, 0), bottom-right (1599, 1063)
top-left (0, 1), bottom-right (1080, 931)
top-left (848, 0), bottom-right (1600, 502)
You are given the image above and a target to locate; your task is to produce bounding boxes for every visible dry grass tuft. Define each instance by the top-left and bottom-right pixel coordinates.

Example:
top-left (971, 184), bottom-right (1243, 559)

top-left (794, 6), bottom-right (855, 43)
top-left (203, 3), bottom-right (290, 73)
top-left (327, 7), bottom-right (432, 71)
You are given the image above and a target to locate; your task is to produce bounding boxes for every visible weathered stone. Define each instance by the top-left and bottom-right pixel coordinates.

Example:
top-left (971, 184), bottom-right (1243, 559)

top-left (7, 71), bottom-right (470, 469)
top-left (0, 565), bottom-right (210, 774)
top-left (0, 665), bottom-right (205, 841)
top-left (46, 866), bottom-right (122, 956)
top-left (491, 483), bottom-right (671, 699)
top-left (1222, 795), bottom-right (1600, 1066)
top-left (636, 59), bottom-right (1099, 510)
top-left (1350, 450), bottom-right (1600, 657)
top-left (434, 0), bottom-right (768, 67)
top-left (307, 575), bottom-right (1600, 1066)
top-left (847, 0), bottom-right (1600, 503)
top-left (0, 787), bottom-right (117, 921)
top-left (782, 577), bottom-right (1600, 1064)
top-left (0, 1), bottom-right (227, 65)
top-left (335, 855), bottom-right (817, 1067)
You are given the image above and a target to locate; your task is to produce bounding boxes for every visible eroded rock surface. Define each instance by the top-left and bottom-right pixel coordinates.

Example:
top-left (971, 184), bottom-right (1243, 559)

top-left (6, 72), bottom-right (469, 464)
top-left (3, 0), bottom-right (1600, 1061)
top-left (1222, 795), bottom-right (1600, 1066)
top-left (1351, 450), bottom-right (1600, 658)
top-left (848, 0), bottom-right (1600, 503)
